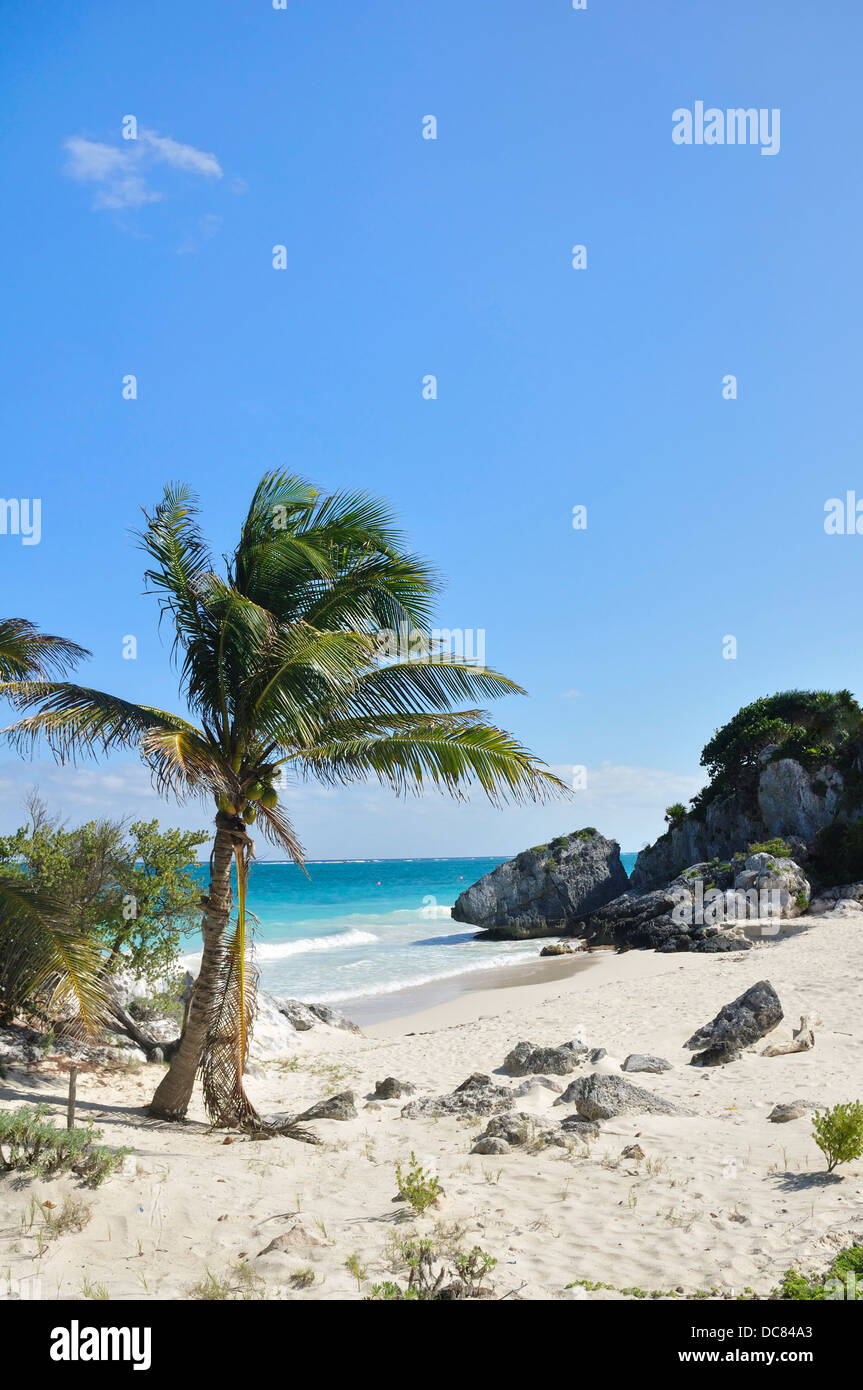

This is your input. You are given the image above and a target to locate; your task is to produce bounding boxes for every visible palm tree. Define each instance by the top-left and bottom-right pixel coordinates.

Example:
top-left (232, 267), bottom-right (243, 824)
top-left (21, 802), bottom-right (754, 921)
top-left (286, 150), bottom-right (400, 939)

top-left (0, 620), bottom-right (108, 1031)
top-left (2, 474), bottom-right (566, 1125)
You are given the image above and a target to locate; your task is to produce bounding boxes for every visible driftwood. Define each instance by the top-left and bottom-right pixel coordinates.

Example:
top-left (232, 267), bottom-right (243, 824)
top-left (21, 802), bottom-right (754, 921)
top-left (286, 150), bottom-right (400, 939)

top-left (106, 992), bottom-right (182, 1062)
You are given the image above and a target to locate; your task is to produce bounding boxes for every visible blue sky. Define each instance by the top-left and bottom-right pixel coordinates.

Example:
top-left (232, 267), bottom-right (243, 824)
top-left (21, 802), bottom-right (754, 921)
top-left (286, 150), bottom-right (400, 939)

top-left (1, 0), bottom-right (861, 858)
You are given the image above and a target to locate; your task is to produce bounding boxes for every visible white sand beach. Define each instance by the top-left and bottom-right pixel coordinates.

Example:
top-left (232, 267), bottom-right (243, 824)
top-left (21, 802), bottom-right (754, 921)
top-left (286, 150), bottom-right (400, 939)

top-left (1, 916), bottom-right (861, 1302)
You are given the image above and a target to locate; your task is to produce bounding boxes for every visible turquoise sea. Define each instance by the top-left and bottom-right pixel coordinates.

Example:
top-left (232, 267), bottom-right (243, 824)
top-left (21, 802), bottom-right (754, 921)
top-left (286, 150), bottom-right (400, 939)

top-left (183, 854), bottom-right (637, 1019)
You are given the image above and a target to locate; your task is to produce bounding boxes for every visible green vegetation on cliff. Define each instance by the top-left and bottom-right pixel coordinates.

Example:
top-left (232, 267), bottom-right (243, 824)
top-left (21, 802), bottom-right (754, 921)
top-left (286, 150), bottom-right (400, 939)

top-left (696, 689), bottom-right (862, 810)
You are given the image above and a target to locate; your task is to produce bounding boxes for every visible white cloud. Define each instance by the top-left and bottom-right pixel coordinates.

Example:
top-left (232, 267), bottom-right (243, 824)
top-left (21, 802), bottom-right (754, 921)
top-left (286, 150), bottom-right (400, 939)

top-left (0, 759), bottom-right (705, 861)
top-left (64, 128), bottom-right (223, 212)
top-left (138, 131), bottom-right (222, 179)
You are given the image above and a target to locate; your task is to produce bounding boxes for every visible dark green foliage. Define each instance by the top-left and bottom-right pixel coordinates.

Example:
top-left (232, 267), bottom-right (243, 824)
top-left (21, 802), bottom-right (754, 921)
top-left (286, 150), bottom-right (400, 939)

top-left (0, 812), bottom-right (208, 990)
top-left (664, 803), bottom-right (688, 829)
top-left (747, 838), bottom-right (793, 858)
top-left (810, 819), bottom-right (863, 886)
top-left (0, 1105), bottom-right (130, 1187)
top-left (700, 690), bottom-right (862, 793)
top-left (0, 809), bottom-right (208, 1022)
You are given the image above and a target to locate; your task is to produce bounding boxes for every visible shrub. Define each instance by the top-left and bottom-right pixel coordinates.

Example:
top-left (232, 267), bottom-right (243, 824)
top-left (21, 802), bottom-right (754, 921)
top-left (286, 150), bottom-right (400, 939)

top-left (664, 803), bottom-right (688, 829)
top-left (774, 1246), bottom-right (863, 1300)
top-left (747, 838), bottom-right (793, 858)
top-left (700, 691), bottom-right (862, 791)
top-left (810, 819), bottom-right (863, 886)
top-left (367, 1238), bottom-right (496, 1301)
top-left (0, 1105), bottom-right (130, 1187)
top-left (812, 1101), bottom-right (863, 1173)
top-left (394, 1152), bottom-right (442, 1215)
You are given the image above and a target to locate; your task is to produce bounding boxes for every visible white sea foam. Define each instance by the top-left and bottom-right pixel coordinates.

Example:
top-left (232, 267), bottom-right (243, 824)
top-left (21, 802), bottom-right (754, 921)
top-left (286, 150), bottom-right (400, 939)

top-left (255, 928), bottom-right (379, 960)
top-left (299, 947), bottom-right (544, 1004)
top-left (180, 927), bottom-right (379, 972)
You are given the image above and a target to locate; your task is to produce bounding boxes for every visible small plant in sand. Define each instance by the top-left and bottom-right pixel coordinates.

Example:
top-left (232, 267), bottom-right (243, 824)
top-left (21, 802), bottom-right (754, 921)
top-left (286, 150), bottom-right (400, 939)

top-left (345, 1251), bottom-right (368, 1291)
top-left (774, 1246), bottom-right (863, 1301)
top-left (80, 1275), bottom-right (109, 1300)
top-left (812, 1101), bottom-right (863, 1173)
top-left (0, 1106), bottom-right (130, 1187)
top-left (40, 1195), bottom-right (93, 1240)
top-left (394, 1152), bottom-right (442, 1215)
top-left (289, 1267), bottom-right (315, 1289)
top-left (188, 1260), bottom-right (266, 1301)
top-left (368, 1238), bottom-right (497, 1301)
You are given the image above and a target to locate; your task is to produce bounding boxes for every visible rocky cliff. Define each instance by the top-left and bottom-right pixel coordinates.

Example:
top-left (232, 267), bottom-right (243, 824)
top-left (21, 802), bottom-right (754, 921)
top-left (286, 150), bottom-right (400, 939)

top-left (452, 829), bottom-right (629, 939)
top-left (630, 758), bottom-right (848, 891)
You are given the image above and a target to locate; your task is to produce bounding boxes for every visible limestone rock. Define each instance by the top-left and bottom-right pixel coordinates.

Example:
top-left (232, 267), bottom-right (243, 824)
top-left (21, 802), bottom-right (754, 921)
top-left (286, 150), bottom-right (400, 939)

top-left (452, 830), bottom-right (629, 939)
top-left (809, 883), bottom-right (863, 915)
top-left (630, 758), bottom-right (846, 892)
top-left (555, 1071), bottom-right (685, 1120)
top-left (732, 853), bottom-right (810, 920)
top-left (685, 980), bottom-right (783, 1064)
top-left (577, 870), bottom-right (755, 956)
top-left (512, 1076), bottom-right (563, 1098)
top-left (558, 1114), bottom-right (602, 1140)
top-left (401, 1074), bottom-right (515, 1120)
top-left (471, 1136), bottom-right (511, 1155)
top-left (296, 1091), bottom-right (357, 1122)
top-left (503, 1039), bottom-right (588, 1077)
top-left (374, 1077), bottom-right (415, 1099)
top-left (621, 1054), bottom-right (673, 1074)
top-left (256, 1216), bottom-right (328, 1254)
top-left (768, 1100), bottom-right (822, 1123)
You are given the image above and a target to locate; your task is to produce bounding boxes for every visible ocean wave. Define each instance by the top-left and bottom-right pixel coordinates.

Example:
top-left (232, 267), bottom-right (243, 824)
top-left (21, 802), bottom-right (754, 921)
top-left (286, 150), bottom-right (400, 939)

top-left (255, 929), bottom-right (379, 960)
top-left (298, 946), bottom-right (545, 1004)
top-left (180, 927), bottom-right (379, 971)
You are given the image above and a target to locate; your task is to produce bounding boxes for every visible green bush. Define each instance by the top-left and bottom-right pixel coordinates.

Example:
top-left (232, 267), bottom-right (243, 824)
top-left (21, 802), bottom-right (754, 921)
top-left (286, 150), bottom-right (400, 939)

top-left (774, 1246), bottom-right (863, 1300)
top-left (0, 1105), bottom-right (130, 1187)
top-left (747, 838), bottom-right (793, 858)
top-left (367, 1238), bottom-right (496, 1301)
top-left (664, 803), bottom-right (688, 829)
top-left (812, 1101), bottom-right (863, 1173)
top-left (394, 1152), bottom-right (442, 1215)
top-left (700, 691), bottom-right (862, 792)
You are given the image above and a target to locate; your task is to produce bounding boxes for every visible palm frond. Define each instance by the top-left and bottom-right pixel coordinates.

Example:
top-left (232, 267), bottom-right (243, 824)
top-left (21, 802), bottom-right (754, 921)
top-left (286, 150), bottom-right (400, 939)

top-left (138, 724), bottom-right (231, 800)
top-left (0, 619), bottom-right (89, 681)
top-left (340, 659), bottom-right (528, 719)
top-left (136, 484), bottom-right (215, 662)
top-left (0, 874), bottom-right (111, 1035)
top-left (253, 800), bottom-right (307, 868)
top-left (294, 719), bottom-right (569, 806)
top-left (1, 683), bottom-right (202, 763)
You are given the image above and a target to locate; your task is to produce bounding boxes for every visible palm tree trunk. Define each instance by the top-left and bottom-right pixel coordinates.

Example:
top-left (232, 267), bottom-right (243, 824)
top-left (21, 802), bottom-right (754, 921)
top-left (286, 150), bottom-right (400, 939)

top-left (147, 817), bottom-right (236, 1121)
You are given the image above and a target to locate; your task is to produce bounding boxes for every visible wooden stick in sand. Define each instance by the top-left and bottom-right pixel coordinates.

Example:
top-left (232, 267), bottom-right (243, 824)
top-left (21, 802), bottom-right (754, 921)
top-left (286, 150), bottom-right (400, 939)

top-left (66, 1064), bottom-right (78, 1130)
